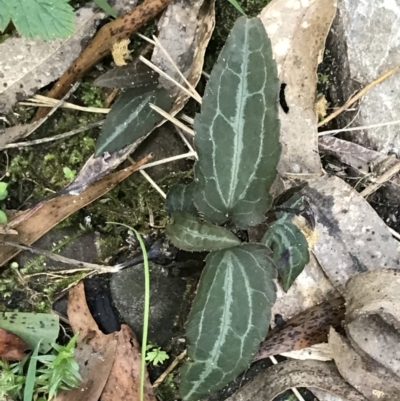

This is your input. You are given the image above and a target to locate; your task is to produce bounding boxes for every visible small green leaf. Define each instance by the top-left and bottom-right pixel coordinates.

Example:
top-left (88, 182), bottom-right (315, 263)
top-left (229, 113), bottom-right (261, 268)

top-left (165, 182), bottom-right (197, 215)
top-left (226, 0), bottom-right (245, 15)
top-left (181, 244), bottom-right (276, 400)
top-left (0, 0), bottom-right (11, 32)
top-left (193, 17), bottom-right (281, 228)
top-left (0, 210), bottom-right (7, 224)
top-left (95, 85), bottom-right (172, 155)
top-left (165, 212), bottom-right (240, 252)
top-left (63, 166), bottom-right (76, 180)
top-left (7, 0), bottom-right (75, 41)
top-left (0, 312), bottom-right (59, 353)
top-left (93, 0), bottom-right (118, 18)
top-left (262, 218), bottom-right (309, 292)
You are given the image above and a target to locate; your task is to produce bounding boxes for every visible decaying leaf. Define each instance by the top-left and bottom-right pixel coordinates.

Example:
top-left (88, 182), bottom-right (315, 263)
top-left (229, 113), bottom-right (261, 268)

top-left (56, 0), bottom-right (215, 195)
top-left (0, 6), bottom-right (103, 113)
top-left (53, 340), bottom-right (117, 401)
top-left (259, 0), bottom-right (336, 181)
top-left (0, 118), bottom-right (46, 149)
top-left (225, 360), bottom-right (366, 401)
top-left (0, 155), bottom-right (151, 266)
top-left (68, 282), bottom-right (156, 401)
top-left (329, 328), bottom-right (400, 401)
top-left (0, 327), bottom-right (29, 361)
top-left (344, 269), bottom-right (400, 377)
top-left (254, 297), bottom-right (344, 361)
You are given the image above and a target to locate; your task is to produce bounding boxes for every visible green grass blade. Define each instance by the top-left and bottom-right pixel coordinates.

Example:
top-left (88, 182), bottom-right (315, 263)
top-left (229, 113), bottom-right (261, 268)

top-left (93, 0), bottom-right (118, 18)
top-left (24, 341), bottom-right (41, 401)
top-left (226, 0), bottom-right (246, 15)
top-left (106, 222), bottom-right (150, 401)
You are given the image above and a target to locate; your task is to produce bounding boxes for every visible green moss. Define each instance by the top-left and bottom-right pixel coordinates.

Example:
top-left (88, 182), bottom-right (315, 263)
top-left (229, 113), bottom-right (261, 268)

top-left (156, 373), bottom-right (179, 401)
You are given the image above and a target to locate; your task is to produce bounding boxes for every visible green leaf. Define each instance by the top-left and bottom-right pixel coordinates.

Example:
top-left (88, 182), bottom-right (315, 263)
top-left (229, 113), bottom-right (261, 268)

top-left (165, 182), bottom-right (197, 215)
top-left (262, 218), bottom-right (309, 292)
top-left (165, 212), bottom-right (240, 252)
top-left (4, 0), bottom-right (75, 41)
top-left (0, 0), bottom-right (11, 32)
top-left (0, 312), bottom-right (59, 353)
top-left (93, 0), bottom-right (118, 18)
top-left (0, 181), bottom-right (8, 200)
top-left (95, 85), bottom-right (172, 155)
top-left (181, 244), bottom-right (277, 400)
top-left (226, 0), bottom-right (246, 15)
top-left (24, 341), bottom-right (40, 401)
top-left (0, 210), bottom-right (7, 224)
top-left (193, 17), bottom-right (281, 228)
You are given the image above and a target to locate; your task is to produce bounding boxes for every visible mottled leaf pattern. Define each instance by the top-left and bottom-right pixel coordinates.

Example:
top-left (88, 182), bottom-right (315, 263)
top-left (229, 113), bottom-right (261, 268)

top-left (165, 182), bottom-right (197, 215)
top-left (262, 218), bottom-right (309, 291)
top-left (194, 17), bottom-right (280, 228)
top-left (165, 212), bottom-right (240, 252)
top-left (181, 244), bottom-right (277, 400)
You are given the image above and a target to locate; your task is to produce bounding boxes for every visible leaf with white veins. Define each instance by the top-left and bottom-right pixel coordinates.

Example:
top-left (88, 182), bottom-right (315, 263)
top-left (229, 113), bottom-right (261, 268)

top-left (193, 17), bottom-right (280, 228)
top-left (165, 182), bottom-right (197, 215)
top-left (165, 212), bottom-right (240, 252)
top-left (181, 244), bottom-right (277, 400)
top-left (262, 217), bottom-right (309, 292)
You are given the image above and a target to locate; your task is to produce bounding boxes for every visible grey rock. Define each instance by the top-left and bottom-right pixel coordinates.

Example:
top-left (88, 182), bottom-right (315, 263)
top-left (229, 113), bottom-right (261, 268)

top-left (110, 261), bottom-right (187, 347)
top-left (327, 0), bottom-right (400, 155)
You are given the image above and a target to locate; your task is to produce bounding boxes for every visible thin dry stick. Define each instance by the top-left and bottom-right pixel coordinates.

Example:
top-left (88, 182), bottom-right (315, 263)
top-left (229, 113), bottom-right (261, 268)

top-left (139, 56), bottom-right (200, 104)
top-left (388, 226), bottom-right (400, 241)
top-left (318, 64), bottom-right (400, 127)
top-left (152, 35), bottom-right (202, 103)
top-left (0, 241), bottom-right (114, 272)
top-left (180, 114), bottom-right (195, 125)
top-left (173, 126), bottom-right (197, 159)
top-left (2, 120), bottom-right (104, 149)
top-left (361, 161), bottom-right (400, 198)
top-left (149, 104), bottom-right (195, 137)
top-left (319, 119), bottom-right (400, 136)
top-left (20, 95), bottom-right (110, 114)
top-left (138, 152), bottom-right (196, 170)
top-left (153, 349), bottom-right (188, 388)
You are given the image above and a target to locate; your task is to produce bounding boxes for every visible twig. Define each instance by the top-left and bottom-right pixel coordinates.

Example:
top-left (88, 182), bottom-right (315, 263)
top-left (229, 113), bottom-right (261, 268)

top-left (2, 120), bottom-right (104, 149)
top-left (152, 349), bottom-right (188, 388)
top-left (318, 64), bottom-right (400, 127)
top-left (319, 119), bottom-right (400, 136)
top-left (149, 104), bottom-right (195, 137)
top-left (138, 152), bottom-right (197, 170)
top-left (361, 162), bottom-right (400, 198)
top-left (0, 241), bottom-right (114, 273)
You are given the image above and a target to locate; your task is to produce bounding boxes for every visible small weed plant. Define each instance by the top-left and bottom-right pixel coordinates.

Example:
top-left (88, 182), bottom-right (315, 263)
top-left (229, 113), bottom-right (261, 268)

top-left (163, 17), bottom-right (310, 400)
top-left (0, 334), bottom-right (81, 401)
top-left (145, 344), bottom-right (170, 366)
top-left (0, 181), bottom-right (8, 224)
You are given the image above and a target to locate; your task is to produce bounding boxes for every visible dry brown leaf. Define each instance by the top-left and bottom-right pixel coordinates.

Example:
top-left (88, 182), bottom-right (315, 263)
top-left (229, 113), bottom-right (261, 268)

top-left (329, 328), bottom-right (400, 401)
top-left (0, 327), bottom-right (29, 361)
top-left (301, 176), bottom-right (400, 293)
top-left (53, 340), bottom-right (117, 401)
top-left (68, 282), bottom-right (156, 401)
top-left (344, 269), bottom-right (400, 377)
top-left (0, 7), bottom-right (103, 114)
top-left (259, 0), bottom-right (336, 183)
top-left (59, 0), bottom-right (215, 196)
top-left (0, 155), bottom-right (151, 266)
top-left (254, 297), bottom-right (344, 362)
top-left (226, 360), bottom-right (366, 401)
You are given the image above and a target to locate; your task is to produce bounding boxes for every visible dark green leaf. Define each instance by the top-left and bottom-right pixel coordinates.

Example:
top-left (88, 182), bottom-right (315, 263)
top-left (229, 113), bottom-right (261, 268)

top-left (262, 218), bottom-right (309, 292)
top-left (166, 212), bottom-right (240, 252)
top-left (94, 62), bottom-right (159, 89)
top-left (95, 85), bottom-right (172, 155)
top-left (93, 0), bottom-right (118, 18)
top-left (193, 17), bottom-right (281, 228)
top-left (181, 244), bottom-right (277, 400)
top-left (0, 312), bottom-right (59, 353)
top-left (165, 182), bottom-right (197, 215)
